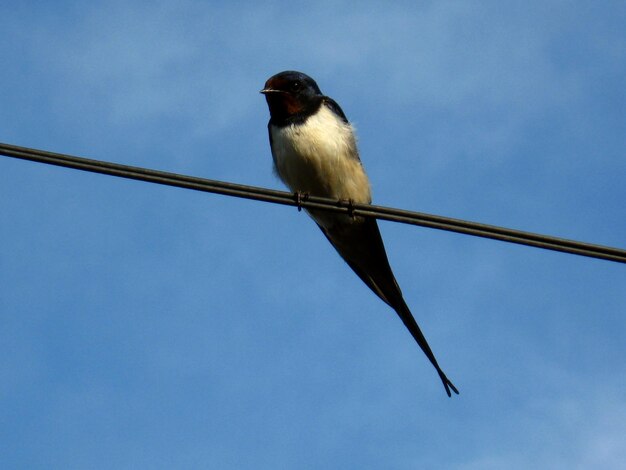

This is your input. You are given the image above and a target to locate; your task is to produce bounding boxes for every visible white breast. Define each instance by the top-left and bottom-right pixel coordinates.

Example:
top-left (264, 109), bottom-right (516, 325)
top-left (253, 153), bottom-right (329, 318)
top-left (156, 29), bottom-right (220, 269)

top-left (270, 105), bottom-right (372, 205)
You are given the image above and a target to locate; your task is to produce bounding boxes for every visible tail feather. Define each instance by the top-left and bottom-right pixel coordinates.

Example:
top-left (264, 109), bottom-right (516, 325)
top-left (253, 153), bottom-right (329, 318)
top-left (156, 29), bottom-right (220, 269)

top-left (393, 298), bottom-right (459, 397)
top-left (317, 216), bottom-right (458, 396)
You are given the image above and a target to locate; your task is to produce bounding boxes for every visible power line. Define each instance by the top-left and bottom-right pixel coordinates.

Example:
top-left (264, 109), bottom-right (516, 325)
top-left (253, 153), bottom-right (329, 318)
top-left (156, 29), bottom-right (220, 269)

top-left (2, 141), bottom-right (625, 264)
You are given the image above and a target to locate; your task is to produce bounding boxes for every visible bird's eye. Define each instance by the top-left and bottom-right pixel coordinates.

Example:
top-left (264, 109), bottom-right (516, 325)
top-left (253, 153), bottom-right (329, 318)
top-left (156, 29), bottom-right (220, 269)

top-left (290, 81), bottom-right (301, 92)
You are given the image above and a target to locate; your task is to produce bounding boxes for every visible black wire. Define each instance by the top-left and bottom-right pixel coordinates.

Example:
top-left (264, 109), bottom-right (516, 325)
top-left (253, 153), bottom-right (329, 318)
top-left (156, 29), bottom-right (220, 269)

top-left (1, 141), bottom-right (625, 264)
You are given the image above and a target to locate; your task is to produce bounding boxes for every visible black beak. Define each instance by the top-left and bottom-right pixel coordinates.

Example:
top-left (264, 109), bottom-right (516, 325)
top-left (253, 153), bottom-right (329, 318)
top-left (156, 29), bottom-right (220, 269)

top-left (260, 88), bottom-right (283, 94)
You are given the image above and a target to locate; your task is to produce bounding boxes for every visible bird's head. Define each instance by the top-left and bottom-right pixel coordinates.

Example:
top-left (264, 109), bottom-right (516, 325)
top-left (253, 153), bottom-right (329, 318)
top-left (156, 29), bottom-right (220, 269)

top-left (260, 71), bottom-right (323, 122)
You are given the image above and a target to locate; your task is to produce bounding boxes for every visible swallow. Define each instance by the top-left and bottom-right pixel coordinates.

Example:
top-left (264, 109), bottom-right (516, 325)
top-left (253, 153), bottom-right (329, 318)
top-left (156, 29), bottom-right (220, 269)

top-left (261, 71), bottom-right (458, 397)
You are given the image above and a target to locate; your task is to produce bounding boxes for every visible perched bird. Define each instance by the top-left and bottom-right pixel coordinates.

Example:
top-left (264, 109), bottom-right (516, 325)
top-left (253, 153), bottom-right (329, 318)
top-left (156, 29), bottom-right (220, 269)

top-left (261, 71), bottom-right (458, 397)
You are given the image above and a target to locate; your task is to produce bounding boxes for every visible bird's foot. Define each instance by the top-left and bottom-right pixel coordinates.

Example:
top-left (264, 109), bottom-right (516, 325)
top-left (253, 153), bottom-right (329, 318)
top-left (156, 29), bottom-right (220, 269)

top-left (346, 198), bottom-right (355, 218)
top-left (294, 191), bottom-right (309, 212)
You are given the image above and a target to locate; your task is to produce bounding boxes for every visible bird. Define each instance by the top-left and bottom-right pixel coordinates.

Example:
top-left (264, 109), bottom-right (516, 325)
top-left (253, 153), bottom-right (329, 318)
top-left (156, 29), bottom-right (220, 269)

top-left (260, 70), bottom-right (458, 397)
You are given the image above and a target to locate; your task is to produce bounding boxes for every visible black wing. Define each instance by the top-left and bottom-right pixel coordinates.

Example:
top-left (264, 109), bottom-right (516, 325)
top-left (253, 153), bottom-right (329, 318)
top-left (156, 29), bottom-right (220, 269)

top-left (317, 217), bottom-right (459, 397)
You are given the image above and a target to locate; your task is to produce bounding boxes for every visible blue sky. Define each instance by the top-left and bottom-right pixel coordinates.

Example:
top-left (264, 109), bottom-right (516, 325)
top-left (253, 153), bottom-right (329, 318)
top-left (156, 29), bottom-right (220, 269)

top-left (1, 1), bottom-right (625, 468)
